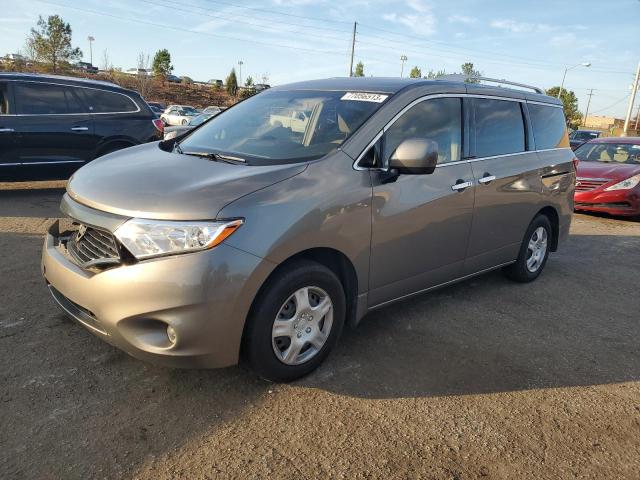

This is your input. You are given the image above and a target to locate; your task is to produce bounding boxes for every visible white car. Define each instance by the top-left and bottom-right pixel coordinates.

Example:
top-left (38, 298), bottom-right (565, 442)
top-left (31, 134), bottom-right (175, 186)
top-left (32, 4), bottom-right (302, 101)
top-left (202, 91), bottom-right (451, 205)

top-left (160, 105), bottom-right (198, 126)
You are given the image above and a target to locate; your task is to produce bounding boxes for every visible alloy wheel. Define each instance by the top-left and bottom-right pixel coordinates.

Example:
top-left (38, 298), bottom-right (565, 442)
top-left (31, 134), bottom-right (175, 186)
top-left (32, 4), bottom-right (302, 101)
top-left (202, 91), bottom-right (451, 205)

top-left (526, 226), bottom-right (548, 273)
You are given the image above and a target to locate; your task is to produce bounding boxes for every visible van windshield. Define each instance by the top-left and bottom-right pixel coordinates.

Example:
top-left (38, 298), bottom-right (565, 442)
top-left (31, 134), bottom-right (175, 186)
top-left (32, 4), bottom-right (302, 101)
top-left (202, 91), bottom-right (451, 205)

top-left (177, 90), bottom-right (387, 164)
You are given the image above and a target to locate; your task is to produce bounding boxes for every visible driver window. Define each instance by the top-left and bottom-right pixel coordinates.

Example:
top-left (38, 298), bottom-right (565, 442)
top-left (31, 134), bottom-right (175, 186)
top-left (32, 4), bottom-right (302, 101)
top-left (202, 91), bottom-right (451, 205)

top-left (383, 97), bottom-right (462, 164)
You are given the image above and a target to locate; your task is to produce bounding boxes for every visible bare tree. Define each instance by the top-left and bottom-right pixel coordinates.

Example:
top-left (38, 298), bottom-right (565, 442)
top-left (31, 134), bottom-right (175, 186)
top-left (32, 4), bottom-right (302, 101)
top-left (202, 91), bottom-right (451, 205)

top-left (101, 49), bottom-right (112, 71)
top-left (136, 52), bottom-right (152, 99)
top-left (261, 73), bottom-right (270, 85)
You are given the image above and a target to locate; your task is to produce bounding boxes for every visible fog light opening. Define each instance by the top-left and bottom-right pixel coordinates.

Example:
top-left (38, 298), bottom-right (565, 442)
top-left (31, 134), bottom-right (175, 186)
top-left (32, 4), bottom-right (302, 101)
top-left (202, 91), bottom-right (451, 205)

top-left (166, 325), bottom-right (178, 345)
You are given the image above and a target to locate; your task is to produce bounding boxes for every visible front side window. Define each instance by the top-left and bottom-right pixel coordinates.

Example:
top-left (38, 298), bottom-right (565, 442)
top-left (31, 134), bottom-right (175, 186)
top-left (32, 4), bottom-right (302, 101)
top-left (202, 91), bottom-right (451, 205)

top-left (574, 142), bottom-right (640, 165)
top-left (179, 90), bottom-right (386, 164)
top-left (383, 97), bottom-right (462, 164)
top-left (472, 98), bottom-right (525, 158)
top-left (15, 82), bottom-right (86, 115)
top-left (528, 103), bottom-right (569, 150)
top-left (81, 88), bottom-right (137, 113)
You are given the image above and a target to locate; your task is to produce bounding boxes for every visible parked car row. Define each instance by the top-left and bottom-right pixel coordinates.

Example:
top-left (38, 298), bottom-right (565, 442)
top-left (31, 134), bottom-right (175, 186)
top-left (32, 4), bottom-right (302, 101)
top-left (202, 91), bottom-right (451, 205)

top-left (0, 73), bottom-right (163, 179)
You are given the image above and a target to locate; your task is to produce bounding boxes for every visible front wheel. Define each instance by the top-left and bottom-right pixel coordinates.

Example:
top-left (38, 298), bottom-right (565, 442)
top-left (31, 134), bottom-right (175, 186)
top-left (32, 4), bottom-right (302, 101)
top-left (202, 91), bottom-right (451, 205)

top-left (242, 260), bottom-right (345, 382)
top-left (503, 214), bottom-right (552, 283)
top-left (182, 119), bottom-right (188, 125)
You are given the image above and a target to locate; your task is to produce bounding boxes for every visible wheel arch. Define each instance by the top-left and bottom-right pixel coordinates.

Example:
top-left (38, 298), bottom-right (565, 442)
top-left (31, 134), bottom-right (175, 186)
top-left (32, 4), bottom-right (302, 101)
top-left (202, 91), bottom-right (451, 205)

top-left (241, 247), bottom-right (359, 349)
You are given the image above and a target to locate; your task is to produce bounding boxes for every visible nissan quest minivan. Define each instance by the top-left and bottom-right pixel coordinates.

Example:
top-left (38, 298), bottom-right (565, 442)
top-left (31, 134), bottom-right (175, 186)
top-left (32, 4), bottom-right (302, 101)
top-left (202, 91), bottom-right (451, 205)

top-left (42, 77), bottom-right (575, 382)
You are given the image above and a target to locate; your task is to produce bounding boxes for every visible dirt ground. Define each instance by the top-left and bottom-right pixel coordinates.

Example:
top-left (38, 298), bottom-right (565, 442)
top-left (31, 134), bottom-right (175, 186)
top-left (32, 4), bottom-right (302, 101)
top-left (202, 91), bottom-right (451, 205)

top-left (1, 183), bottom-right (639, 479)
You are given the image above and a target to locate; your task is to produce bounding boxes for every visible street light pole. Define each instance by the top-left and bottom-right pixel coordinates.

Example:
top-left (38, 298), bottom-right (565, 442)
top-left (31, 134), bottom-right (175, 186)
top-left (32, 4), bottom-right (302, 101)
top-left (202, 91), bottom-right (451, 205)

top-left (558, 62), bottom-right (591, 99)
top-left (400, 55), bottom-right (407, 78)
top-left (622, 61), bottom-right (640, 136)
top-left (87, 36), bottom-right (95, 65)
top-left (238, 60), bottom-right (244, 87)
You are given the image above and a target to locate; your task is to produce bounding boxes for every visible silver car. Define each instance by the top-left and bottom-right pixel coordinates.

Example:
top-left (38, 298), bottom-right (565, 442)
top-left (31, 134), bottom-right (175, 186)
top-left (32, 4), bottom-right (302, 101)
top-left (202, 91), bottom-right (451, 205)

top-left (42, 77), bottom-right (575, 382)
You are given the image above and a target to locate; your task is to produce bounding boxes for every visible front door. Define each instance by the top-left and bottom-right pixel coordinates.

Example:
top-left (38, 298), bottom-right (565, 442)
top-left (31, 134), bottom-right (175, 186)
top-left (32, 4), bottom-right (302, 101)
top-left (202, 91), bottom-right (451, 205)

top-left (13, 81), bottom-right (95, 168)
top-left (368, 97), bottom-right (475, 307)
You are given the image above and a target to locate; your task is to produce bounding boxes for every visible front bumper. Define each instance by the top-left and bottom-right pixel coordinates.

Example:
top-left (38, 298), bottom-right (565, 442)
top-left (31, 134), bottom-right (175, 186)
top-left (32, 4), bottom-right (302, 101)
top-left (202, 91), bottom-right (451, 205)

top-left (574, 188), bottom-right (640, 216)
top-left (42, 223), bottom-right (273, 368)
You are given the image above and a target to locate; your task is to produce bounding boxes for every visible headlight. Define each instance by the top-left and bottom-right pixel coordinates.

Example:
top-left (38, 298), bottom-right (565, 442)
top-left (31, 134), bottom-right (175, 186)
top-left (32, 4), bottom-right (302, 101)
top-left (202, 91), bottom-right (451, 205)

top-left (114, 218), bottom-right (243, 259)
top-left (604, 174), bottom-right (640, 191)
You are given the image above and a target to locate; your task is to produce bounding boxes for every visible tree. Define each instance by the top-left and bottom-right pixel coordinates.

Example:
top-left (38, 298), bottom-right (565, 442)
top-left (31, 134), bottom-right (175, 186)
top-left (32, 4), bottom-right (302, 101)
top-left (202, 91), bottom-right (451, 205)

top-left (354, 61), bottom-right (364, 77)
top-left (546, 86), bottom-right (582, 129)
top-left (152, 49), bottom-right (173, 78)
top-left (409, 66), bottom-right (422, 78)
top-left (245, 76), bottom-right (254, 86)
top-left (226, 68), bottom-right (238, 96)
top-left (424, 69), bottom-right (446, 79)
top-left (136, 52), bottom-right (152, 99)
top-left (460, 62), bottom-right (481, 83)
top-left (27, 15), bottom-right (82, 72)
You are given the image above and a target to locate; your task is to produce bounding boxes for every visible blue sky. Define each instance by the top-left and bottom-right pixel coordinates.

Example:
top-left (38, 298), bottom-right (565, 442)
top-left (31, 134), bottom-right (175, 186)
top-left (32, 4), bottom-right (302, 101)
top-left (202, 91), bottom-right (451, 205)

top-left (1, 0), bottom-right (639, 118)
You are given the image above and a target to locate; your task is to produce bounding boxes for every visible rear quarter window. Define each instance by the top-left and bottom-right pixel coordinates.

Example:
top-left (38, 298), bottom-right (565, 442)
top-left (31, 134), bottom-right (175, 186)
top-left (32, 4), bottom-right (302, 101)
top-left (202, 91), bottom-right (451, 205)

top-left (472, 98), bottom-right (525, 158)
top-left (81, 88), bottom-right (138, 113)
top-left (528, 103), bottom-right (569, 149)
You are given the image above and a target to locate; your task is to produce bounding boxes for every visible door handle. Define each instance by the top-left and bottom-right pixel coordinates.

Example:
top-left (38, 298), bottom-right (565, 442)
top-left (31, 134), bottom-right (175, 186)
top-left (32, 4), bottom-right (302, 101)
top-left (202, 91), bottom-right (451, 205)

top-left (478, 174), bottom-right (496, 185)
top-left (70, 126), bottom-right (89, 131)
top-left (0, 128), bottom-right (15, 133)
top-left (451, 180), bottom-right (473, 191)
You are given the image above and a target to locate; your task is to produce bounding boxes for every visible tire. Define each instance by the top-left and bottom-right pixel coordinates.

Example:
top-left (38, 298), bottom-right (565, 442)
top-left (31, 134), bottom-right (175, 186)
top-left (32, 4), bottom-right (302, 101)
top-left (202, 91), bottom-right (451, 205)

top-left (503, 214), bottom-right (552, 283)
top-left (182, 119), bottom-right (188, 125)
top-left (242, 260), bottom-right (346, 382)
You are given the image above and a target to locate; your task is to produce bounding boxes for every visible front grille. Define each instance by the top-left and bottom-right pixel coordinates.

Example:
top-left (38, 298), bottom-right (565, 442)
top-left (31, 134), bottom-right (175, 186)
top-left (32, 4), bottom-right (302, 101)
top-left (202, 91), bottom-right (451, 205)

top-left (67, 225), bottom-right (121, 268)
top-left (575, 177), bottom-right (610, 192)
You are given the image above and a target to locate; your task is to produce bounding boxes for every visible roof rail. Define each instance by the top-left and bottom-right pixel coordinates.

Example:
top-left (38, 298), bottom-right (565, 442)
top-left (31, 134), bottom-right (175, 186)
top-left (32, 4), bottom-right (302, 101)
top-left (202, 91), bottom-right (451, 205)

top-left (436, 74), bottom-right (545, 95)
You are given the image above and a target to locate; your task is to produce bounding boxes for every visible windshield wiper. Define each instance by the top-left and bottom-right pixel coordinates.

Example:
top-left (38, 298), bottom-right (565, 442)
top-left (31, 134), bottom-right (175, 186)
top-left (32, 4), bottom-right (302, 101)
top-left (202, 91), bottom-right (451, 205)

top-left (181, 151), bottom-right (247, 164)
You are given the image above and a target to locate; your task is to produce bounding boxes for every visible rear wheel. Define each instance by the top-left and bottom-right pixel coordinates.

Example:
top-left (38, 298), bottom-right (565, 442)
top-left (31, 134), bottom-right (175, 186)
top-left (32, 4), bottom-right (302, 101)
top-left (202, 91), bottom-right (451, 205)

top-left (503, 214), bottom-right (552, 283)
top-left (182, 119), bottom-right (188, 125)
top-left (243, 260), bottom-right (345, 382)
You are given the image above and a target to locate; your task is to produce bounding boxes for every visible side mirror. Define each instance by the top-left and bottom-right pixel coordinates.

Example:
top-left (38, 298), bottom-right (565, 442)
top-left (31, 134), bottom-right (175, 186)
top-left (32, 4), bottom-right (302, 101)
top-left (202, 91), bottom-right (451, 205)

top-left (389, 138), bottom-right (439, 175)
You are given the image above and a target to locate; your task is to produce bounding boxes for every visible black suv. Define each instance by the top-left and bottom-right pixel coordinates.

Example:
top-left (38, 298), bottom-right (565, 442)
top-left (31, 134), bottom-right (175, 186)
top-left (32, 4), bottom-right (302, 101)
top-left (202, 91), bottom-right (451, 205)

top-left (0, 73), bottom-right (163, 180)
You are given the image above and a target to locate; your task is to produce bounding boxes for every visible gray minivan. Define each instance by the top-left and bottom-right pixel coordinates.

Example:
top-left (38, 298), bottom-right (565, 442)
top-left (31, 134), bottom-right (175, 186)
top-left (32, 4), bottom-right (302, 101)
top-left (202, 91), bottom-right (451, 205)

top-left (42, 77), bottom-right (575, 381)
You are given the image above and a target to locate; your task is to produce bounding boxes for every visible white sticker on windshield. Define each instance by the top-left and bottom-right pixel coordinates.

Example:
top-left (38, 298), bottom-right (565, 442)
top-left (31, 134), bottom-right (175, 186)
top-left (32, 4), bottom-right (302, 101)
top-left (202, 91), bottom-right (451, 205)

top-left (341, 92), bottom-right (389, 103)
top-left (632, 145), bottom-right (640, 149)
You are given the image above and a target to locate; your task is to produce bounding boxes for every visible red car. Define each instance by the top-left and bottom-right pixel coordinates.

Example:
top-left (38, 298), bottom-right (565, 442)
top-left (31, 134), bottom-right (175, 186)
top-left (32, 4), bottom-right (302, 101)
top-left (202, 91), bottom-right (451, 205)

top-left (574, 137), bottom-right (640, 216)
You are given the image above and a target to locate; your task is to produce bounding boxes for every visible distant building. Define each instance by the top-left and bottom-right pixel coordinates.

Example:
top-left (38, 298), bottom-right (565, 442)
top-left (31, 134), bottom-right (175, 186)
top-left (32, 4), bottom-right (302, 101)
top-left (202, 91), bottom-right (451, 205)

top-left (583, 115), bottom-right (625, 130)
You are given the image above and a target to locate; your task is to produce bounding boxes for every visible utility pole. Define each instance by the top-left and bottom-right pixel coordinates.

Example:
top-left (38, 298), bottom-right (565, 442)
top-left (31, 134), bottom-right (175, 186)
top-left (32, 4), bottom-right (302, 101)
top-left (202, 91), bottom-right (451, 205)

top-left (400, 55), bottom-right (407, 78)
top-left (622, 61), bottom-right (640, 136)
top-left (238, 60), bottom-right (244, 87)
top-left (634, 103), bottom-right (640, 131)
top-left (583, 88), bottom-right (594, 127)
top-left (87, 36), bottom-right (95, 65)
top-left (349, 22), bottom-right (357, 77)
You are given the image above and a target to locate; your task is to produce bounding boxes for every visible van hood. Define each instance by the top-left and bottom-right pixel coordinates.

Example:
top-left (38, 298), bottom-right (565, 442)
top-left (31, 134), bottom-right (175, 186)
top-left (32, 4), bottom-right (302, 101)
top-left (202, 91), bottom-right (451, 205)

top-left (67, 142), bottom-right (307, 220)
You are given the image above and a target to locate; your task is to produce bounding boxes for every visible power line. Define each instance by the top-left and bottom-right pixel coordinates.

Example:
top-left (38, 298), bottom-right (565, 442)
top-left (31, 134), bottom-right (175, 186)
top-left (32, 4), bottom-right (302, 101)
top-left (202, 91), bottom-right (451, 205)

top-left (35, 0), bottom-right (350, 59)
top-left (589, 95), bottom-right (630, 115)
top-left (200, 0), bottom-right (352, 26)
top-left (356, 23), bottom-right (634, 75)
top-left (140, 0), bottom-right (351, 37)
